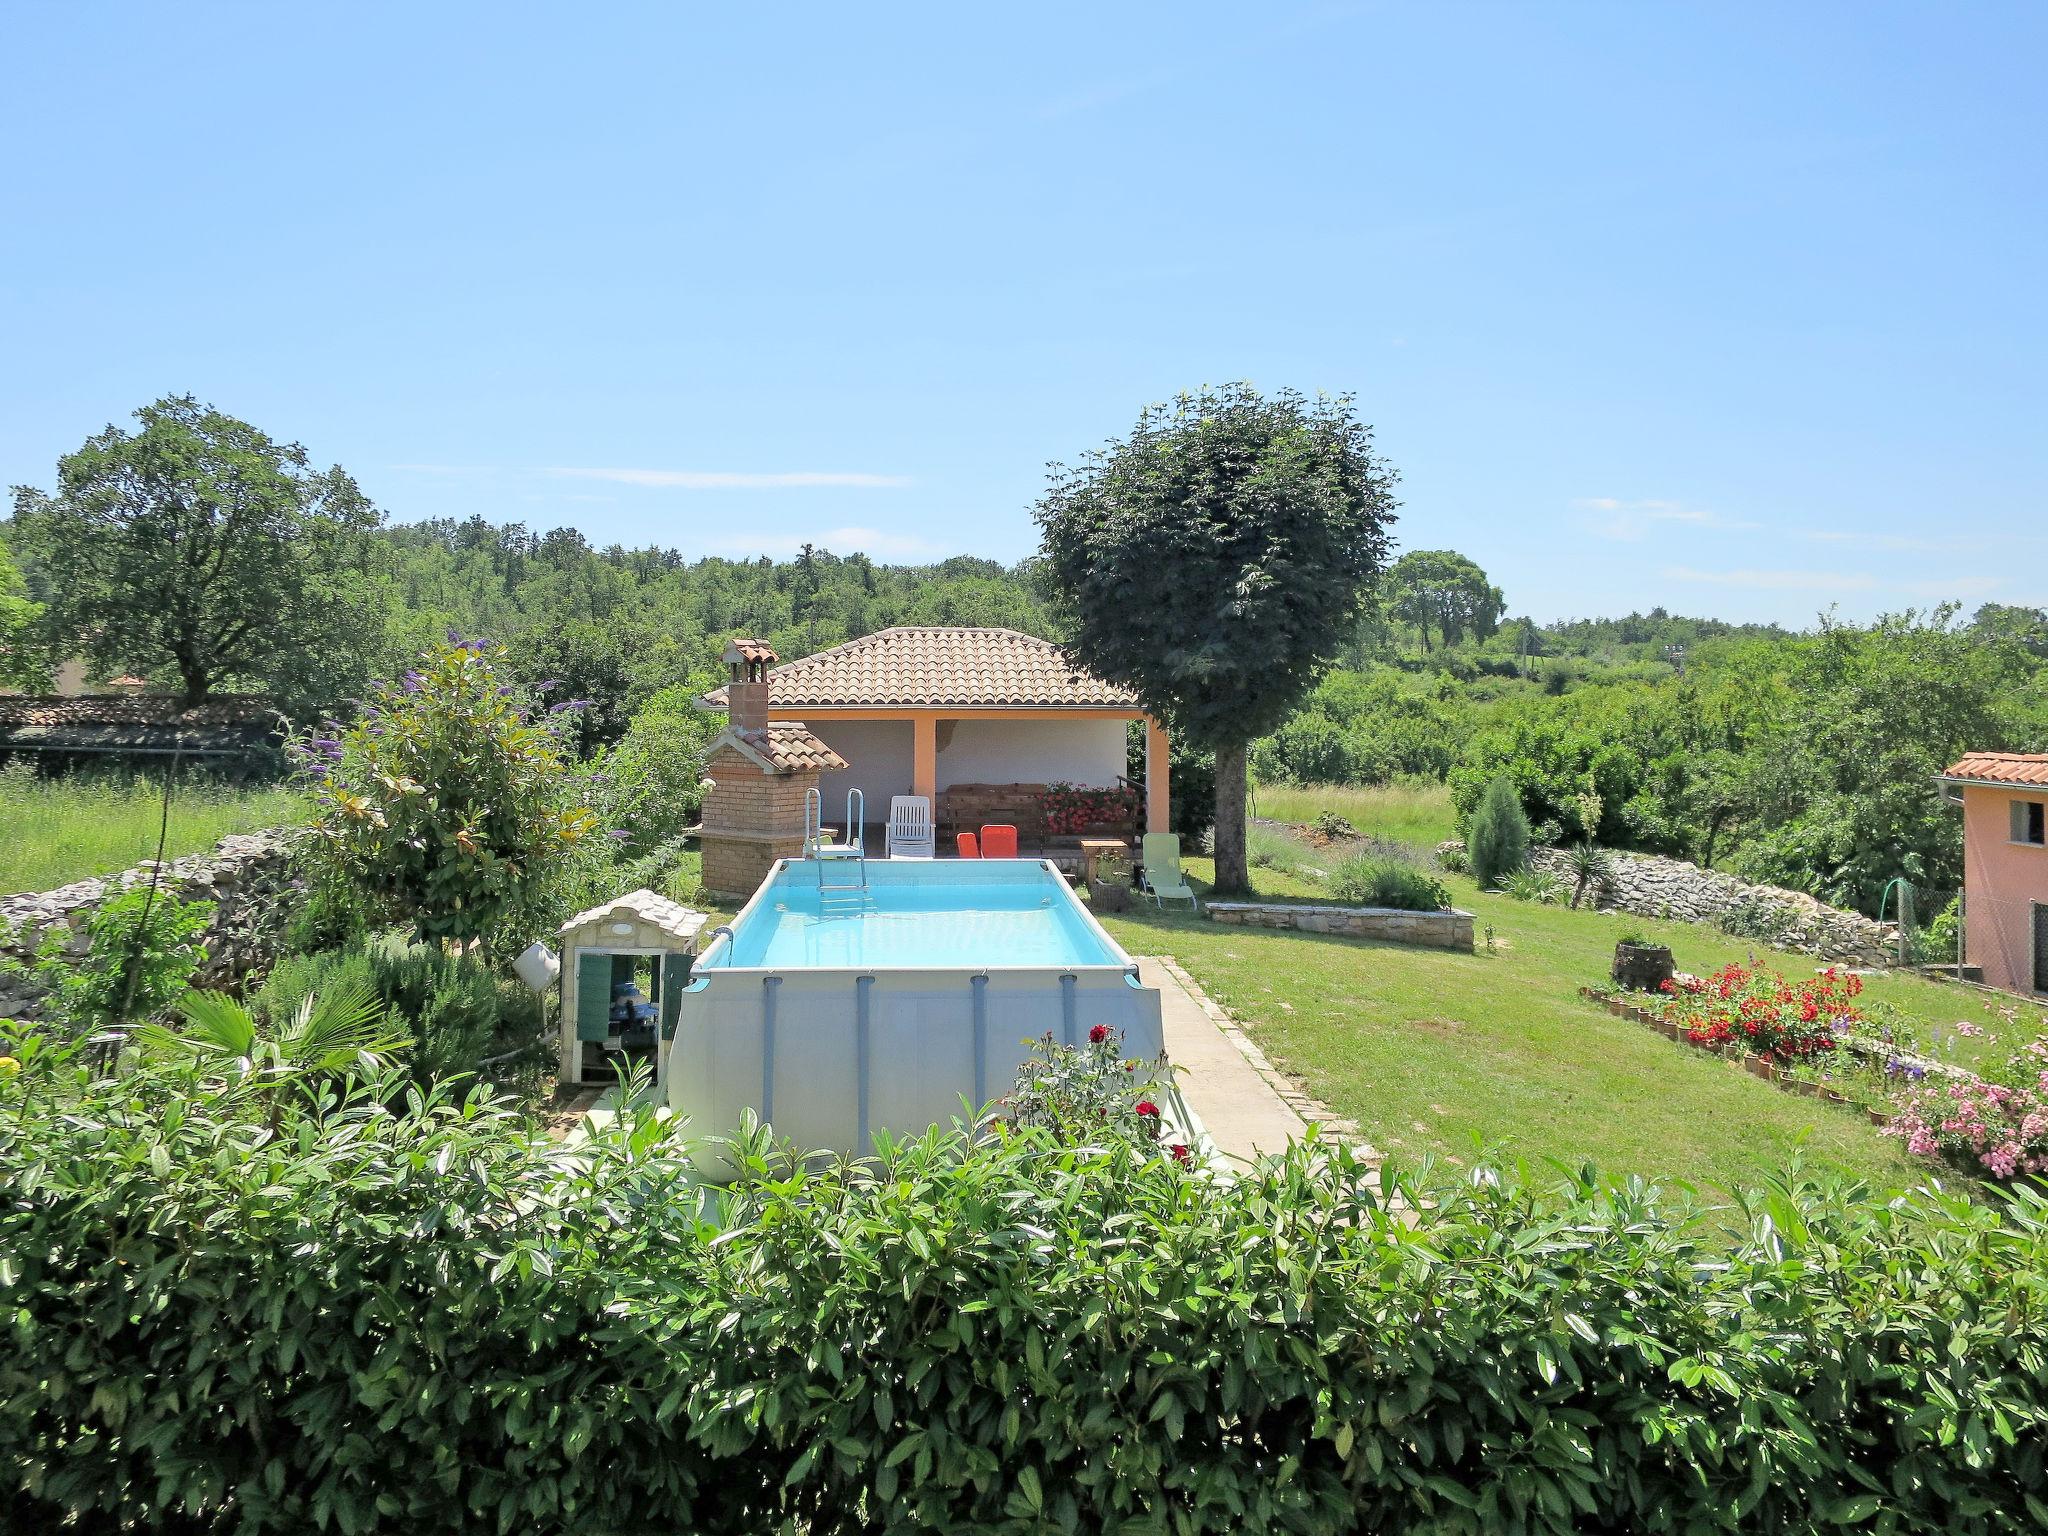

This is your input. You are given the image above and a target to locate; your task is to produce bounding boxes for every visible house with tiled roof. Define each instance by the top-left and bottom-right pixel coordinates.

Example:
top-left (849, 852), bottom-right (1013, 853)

top-left (1940, 752), bottom-right (2048, 995)
top-left (695, 628), bottom-right (1169, 896)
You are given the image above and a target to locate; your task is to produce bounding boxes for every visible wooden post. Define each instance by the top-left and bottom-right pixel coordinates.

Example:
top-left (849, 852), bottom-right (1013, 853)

top-left (913, 714), bottom-right (938, 801)
top-left (1145, 716), bottom-right (1171, 836)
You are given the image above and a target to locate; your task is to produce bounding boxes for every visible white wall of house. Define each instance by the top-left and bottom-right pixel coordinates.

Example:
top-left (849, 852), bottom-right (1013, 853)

top-left (937, 718), bottom-right (1128, 788)
top-left (809, 720), bottom-right (914, 817)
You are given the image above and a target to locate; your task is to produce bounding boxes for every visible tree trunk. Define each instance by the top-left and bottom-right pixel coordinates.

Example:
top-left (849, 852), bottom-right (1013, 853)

top-left (175, 652), bottom-right (211, 709)
top-left (1211, 740), bottom-right (1250, 896)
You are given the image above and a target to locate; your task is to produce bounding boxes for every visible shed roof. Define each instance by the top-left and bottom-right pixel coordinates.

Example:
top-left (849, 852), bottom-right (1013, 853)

top-left (558, 888), bottom-right (708, 943)
top-left (0, 694), bottom-right (280, 756)
top-left (1943, 752), bottom-right (2048, 788)
top-left (700, 626), bottom-right (1137, 711)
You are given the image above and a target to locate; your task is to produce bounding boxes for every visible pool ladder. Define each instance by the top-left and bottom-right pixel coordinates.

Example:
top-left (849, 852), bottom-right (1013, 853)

top-left (805, 787), bottom-right (871, 916)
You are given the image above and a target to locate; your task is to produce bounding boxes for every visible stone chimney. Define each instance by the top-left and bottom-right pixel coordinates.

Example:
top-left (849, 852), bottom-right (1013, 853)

top-left (723, 637), bottom-right (777, 736)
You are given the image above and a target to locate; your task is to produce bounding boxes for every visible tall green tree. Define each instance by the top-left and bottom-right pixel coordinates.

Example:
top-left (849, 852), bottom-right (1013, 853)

top-left (0, 536), bottom-right (48, 690)
top-left (9, 395), bottom-right (382, 709)
top-left (1035, 384), bottom-right (1398, 894)
top-left (1385, 549), bottom-right (1505, 651)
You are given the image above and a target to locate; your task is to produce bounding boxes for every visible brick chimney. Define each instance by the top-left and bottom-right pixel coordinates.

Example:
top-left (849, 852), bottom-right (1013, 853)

top-left (723, 637), bottom-right (777, 736)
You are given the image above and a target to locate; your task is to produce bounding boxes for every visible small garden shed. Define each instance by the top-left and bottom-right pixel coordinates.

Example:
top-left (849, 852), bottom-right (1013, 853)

top-left (556, 888), bottom-right (708, 1086)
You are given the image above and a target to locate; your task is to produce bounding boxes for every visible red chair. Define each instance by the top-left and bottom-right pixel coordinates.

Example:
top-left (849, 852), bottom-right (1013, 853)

top-left (956, 831), bottom-right (981, 858)
top-left (980, 823), bottom-right (1019, 859)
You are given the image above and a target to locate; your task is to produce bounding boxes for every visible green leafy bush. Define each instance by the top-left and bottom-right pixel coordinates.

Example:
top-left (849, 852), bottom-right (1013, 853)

top-left (3, 1029), bottom-right (2045, 1534)
top-left (12, 885), bottom-right (213, 1034)
top-left (294, 636), bottom-right (598, 951)
top-left (255, 937), bottom-right (541, 1082)
top-left (1312, 809), bottom-right (1357, 841)
top-left (1329, 854), bottom-right (1450, 911)
top-left (1500, 867), bottom-right (1567, 904)
top-left (1464, 775), bottom-right (1531, 886)
top-left (1716, 897), bottom-right (1797, 945)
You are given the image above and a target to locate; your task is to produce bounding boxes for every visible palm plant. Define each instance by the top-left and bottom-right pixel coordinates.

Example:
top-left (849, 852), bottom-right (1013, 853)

top-left (1562, 842), bottom-right (1615, 910)
top-left (139, 983), bottom-right (407, 1084)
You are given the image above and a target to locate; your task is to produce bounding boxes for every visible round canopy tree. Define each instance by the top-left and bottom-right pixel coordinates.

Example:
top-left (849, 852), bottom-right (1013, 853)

top-left (9, 394), bottom-right (381, 709)
top-left (1035, 384), bottom-right (1398, 895)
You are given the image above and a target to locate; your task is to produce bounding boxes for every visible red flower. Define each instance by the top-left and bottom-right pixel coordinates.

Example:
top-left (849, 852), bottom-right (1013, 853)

top-left (1169, 1143), bottom-right (1191, 1163)
top-left (1089, 1024), bottom-right (1111, 1044)
top-left (1135, 1100), bottom-right (1159, 1118)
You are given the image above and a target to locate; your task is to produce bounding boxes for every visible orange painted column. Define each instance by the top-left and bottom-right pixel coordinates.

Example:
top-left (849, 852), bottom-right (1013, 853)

top-left (1145, 717), bottom-right (1171, 835)
top-left (913, 713), bottom-right (938, 801)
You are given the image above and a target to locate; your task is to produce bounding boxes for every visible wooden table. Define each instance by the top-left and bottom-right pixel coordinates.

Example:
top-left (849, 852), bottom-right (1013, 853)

top-left (1077, 837), bottom-right (1130, 884)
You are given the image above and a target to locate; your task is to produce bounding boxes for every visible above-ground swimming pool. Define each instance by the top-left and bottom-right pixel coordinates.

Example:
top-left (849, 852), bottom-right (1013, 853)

top-left (668, 858), bottom-right (1164, 1166)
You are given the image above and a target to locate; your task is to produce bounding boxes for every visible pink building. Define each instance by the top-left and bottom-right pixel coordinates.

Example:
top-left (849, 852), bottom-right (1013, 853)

top-left (1942, 752), bottom-right (2048, 997)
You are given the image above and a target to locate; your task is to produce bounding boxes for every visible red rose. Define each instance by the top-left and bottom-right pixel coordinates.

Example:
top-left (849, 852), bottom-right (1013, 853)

top-left (1089, 1024), bottom-right (1112, 1044)
top-left (1169, 1143), bottom-right (1191, 1163)
top-left (1135, 1100), bottom-right (1159, 1118)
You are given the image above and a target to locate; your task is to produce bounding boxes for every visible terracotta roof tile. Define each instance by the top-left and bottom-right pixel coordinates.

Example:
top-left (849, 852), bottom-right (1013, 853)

top-left (1944, 752), bottom-right (2048, 788)
top-left (707, 721), bottom-right (850, 775)
top-left (702, 627), bottom-right (1135, 710)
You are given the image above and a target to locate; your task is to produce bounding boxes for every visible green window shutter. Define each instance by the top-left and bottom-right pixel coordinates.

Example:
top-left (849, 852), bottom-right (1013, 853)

top-left (660, 951), bottom-right (693, 1032)
top-left (575, 952), bottom-right (613, 1042)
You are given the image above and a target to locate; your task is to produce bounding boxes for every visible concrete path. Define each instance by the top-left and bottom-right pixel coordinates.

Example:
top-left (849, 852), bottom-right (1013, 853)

top-left (1137, 954), bottom-right (1315, 1163)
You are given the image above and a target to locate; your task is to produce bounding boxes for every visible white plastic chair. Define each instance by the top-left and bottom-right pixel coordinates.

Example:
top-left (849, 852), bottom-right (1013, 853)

top-left (886, 795), bottom-right (935, 859)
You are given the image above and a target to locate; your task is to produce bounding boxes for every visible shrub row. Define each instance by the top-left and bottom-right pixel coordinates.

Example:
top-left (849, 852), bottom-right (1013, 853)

top-left (3, 1033), bottom-right (2046, 1534)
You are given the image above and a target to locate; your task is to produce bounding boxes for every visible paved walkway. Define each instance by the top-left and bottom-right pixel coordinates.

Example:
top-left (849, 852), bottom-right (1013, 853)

top-left (1137, 954), bottom-right (1319, 1163)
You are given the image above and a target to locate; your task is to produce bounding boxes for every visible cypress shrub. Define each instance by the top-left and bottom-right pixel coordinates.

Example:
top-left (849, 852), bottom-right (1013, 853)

top-left (1466, 775), bottom-right (1532, 886)
top-left (3, 1027), bottom-right (2045, 1534)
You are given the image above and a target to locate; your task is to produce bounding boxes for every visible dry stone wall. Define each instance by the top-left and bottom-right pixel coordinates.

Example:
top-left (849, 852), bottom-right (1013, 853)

top-left (0, 831), bottom-right (302, 1023)
top-left (1207, 901), bottom-right (1475, 952)
top-left (1527, 846), bottom-right (1897, 967)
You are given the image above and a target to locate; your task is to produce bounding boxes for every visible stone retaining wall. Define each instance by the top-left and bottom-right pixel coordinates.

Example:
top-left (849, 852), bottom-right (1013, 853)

top-left (0, 831), bottom-right (302, 1023)
top-left (1528, 846), bottom-right (1897, 967)
top-left (1207, 901), bottom-right (1474, 952)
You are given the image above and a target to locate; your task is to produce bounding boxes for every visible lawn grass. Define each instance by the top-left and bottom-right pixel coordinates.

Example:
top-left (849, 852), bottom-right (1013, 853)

top-left (1099, 857), bottom-right (1955, 1197)
top-left (0, 767), bottom-right (305, 894)
top-left (1251, 780), bottom-right (1457, 847)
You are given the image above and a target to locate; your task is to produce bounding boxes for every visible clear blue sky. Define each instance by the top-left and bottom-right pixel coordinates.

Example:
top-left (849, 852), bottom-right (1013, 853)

top-left (3, 3), bottom-right (2041, 625)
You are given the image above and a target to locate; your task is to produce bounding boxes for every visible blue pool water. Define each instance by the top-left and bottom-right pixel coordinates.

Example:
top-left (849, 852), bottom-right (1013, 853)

top-left (714, 860), bottom-right (1122, 969)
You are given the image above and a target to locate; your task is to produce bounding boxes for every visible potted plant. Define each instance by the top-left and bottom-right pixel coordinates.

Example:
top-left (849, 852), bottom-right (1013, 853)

top-left (1088, 849), bottom-right (1135, 913)
top-left (1611, 930), bottom-right (1675, 992)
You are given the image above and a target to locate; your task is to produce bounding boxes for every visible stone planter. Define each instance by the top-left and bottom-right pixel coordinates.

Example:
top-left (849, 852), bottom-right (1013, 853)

top-left (1611, 940), bottom-right (1676, 992)
top-left (1745, 1054), bottom-right (1776, 1082)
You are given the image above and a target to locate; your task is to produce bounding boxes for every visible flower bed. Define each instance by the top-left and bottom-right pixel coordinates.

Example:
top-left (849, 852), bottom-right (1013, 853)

top-left (1655, 961), bottom-right (1858, 1063)
top-left (1038, 781), bottom-right (1139, 837)
top-left (1588, 968), bottom-right (2048, 1182)
top-left (1885, 1036), bottom-right (2048, 1179)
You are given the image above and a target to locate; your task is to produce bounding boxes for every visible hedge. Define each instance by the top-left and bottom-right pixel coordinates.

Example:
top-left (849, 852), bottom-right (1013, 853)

top-left (3, 1031), bottom-right (2047, 1534)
